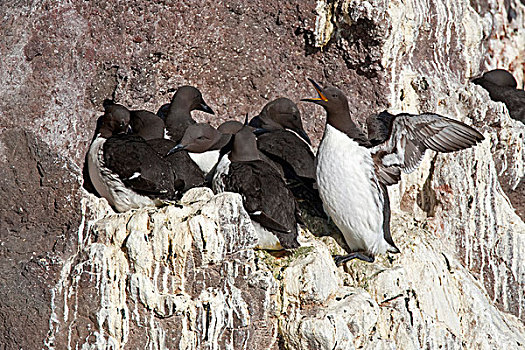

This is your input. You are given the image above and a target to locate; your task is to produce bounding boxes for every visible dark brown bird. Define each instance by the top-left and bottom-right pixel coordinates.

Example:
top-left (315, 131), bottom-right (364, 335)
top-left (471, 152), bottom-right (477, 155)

top-left (249, 98), bottom-right (325, 218)
top-left (472, 69), bottom-right (525, 124)
top-left (87, 102), bottom-right (182, 212)
top-left (212, 125), bottom-right (301, 249)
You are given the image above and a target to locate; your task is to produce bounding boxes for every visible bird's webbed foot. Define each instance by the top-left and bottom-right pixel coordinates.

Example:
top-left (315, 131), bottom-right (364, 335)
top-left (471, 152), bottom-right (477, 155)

top-left (333, 252), bottom-right (375, 266)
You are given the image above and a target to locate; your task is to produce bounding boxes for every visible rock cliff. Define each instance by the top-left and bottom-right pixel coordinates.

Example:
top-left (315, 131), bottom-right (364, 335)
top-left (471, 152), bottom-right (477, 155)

top-left (0, 0), bottom-right (524, 349)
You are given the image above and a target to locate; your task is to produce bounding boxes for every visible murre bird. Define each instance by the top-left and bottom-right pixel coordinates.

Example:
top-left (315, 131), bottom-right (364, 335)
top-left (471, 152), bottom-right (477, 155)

top-left (249, 98), bottom-right (313, 178)
top-left (471, 69), bottom-right (525, 123)
top-left (164, 86), bottom-right (215, 142)
top-left (249, 98), bottom-right (325, 217)
top-left (104, 99), bottom-right (167, 141)
top-left (166, 123), bottom-right (232, 176)
top-left (302, 79), bottom-right (484, 264)
top-left (87, 102), bottom-right (182, 212)
top-left (212, 125), bottom-right (301, 250)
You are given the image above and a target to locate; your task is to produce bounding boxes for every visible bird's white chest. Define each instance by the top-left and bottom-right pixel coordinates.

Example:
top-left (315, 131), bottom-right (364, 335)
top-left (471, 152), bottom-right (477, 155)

top-left (316, 125), bottom-right (388, 255)
top-left (189, 150), bottom-right (220, 175)
top-left (87, 136), bottom-right (113, 201)
top-left (212, 155), bottom-right (231, 193)
top-left (87, 135), bottom-right (156, 212)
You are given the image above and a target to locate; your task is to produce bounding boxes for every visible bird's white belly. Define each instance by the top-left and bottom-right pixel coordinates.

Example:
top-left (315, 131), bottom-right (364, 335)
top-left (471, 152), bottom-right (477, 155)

top-left (87, 136), bottom-right (156, 212)
top-left (316, 125), bottom-right (388, 255)
top-left (252, 222), bottom-right (283, 250)
top-left (211, 155), bottom-right (231, 193)
top-left (189, 150), bottom-right (220, 175)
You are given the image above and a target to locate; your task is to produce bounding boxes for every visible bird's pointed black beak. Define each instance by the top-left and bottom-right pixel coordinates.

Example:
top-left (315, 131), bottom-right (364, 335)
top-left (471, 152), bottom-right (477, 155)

top-left (301, 78), bottom-right (328, 104)
top-left (244, 113), bottom-right (249, 125)
top-left (166, 144), bottom-right (187, 156)
top-left (253, 127), bottom-right (270, 136)
top-left (197, 102), bottom-right (215, 115)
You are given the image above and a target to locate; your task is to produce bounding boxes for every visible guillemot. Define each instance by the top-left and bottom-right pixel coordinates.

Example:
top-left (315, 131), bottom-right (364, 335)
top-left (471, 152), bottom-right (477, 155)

top-left (303, 79), bottom-right (484, 264)
top-left (164, 86), bottom-right (215, 142)
top-left (211, 125), bottom-right (301, 250)
top-left (472, 69), bottom-right (525, 124)
top-left (103, 99), bottom-right (166, 140)
top-left (166, 123), bottom-right (232, 176)
top-left (87, 102), bottom-right (182, 212)
top-left (249, 98), bottom-right (325, 217)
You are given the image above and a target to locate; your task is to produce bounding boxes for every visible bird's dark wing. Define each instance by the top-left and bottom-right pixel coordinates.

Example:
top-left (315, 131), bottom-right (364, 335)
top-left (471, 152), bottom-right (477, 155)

top-left (379, 183), bottom-right (399, 253)
top-left (145, 138), bottom-right (205, 191)
top-left (224, 161), bottom-right (299, 248)
top-left (257, 130), bottom-right (316, 180)
top-left (103, 135), bottom-right (176, 198)
top-left (366, 111), bottom-right (396, 146)
top-left (371, 113), bottom-right (484, 186)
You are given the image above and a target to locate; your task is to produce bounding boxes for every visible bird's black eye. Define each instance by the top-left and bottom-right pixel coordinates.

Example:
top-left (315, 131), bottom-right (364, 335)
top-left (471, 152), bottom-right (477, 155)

top-left (332, 94), bottom-right (337, 98)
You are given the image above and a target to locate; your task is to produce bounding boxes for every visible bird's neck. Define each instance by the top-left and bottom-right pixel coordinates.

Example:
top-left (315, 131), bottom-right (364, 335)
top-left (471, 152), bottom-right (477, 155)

top-left (326, 109), bottom-right (367, 143)
top-left (167, 106), bottom-right (193, 124)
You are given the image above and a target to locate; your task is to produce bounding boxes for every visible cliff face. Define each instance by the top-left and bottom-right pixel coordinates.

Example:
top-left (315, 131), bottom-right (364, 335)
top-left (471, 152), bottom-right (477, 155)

top-left (0, 0), bottom-right (524, 349)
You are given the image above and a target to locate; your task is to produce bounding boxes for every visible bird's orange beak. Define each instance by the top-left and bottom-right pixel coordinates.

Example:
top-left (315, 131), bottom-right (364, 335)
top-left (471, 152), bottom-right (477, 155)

top-left (301, 78), bottom-right (328, 103)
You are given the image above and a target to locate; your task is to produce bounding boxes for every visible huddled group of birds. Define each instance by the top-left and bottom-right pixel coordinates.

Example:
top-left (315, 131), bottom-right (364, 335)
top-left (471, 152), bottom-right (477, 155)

top-left (87, 68), bottom-right (525, 264)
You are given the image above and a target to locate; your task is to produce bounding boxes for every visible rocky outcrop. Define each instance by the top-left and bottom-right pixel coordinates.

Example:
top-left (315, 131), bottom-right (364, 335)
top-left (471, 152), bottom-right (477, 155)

top-left (44, 189), bottom-right (525, 349)
top-left (46, 189), bottom-right (281, 349)
top-left (0, 0), bottom-right (524, 349)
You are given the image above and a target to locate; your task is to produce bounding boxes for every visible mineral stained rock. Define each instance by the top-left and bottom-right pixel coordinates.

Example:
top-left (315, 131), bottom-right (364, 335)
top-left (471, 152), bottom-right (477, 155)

top-left (0, 0), bottom-right (524, 349)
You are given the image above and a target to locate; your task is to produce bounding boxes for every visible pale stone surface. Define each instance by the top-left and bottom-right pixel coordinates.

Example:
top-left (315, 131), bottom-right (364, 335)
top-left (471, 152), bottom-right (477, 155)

top-left (47, 187), bottom-right (524, 349)
top-left (47, 189), bottom-right (282, 349)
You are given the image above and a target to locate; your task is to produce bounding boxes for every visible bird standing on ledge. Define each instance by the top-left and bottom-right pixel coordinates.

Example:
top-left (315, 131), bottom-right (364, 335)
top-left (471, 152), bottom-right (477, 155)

top-left (87, 102), bottom-right (181, 212)
top-left (212, 125), bottom-right (301, 250)
top-left (249, 98), bottom-right (325, 218)
top-left (302, 79), bottom-right (484, 264)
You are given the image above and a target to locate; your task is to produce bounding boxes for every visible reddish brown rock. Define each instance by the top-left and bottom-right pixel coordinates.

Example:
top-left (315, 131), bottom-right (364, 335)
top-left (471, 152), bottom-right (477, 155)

top-left (0, 129), bottom-right (81, 349)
